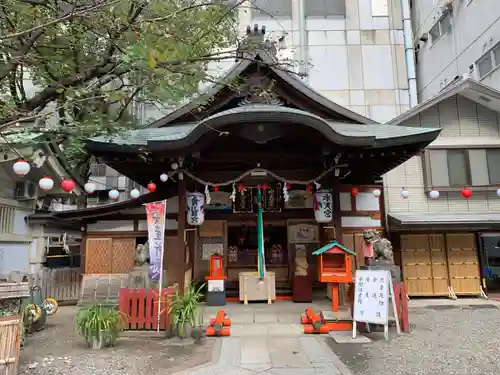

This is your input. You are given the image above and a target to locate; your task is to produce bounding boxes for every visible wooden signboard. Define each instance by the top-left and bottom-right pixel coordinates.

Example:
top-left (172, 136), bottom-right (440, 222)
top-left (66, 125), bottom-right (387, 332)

top-left (352, 269), bottom-right (400, 340)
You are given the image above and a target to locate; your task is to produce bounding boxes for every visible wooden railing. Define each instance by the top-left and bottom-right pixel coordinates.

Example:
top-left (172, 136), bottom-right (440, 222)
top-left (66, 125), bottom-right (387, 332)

top-left (119, 285), bottom-right (178, 331)
top-left (30, 267), bottom-right (81, 303)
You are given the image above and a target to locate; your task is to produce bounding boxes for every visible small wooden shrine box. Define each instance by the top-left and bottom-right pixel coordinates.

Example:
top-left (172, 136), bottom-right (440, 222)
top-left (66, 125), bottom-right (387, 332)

top-left (312, 241), bottom-right (356, 284)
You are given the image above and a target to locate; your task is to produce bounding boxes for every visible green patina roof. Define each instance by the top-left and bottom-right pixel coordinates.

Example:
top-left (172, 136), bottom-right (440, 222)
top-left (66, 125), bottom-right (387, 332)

top-left (89, 105), bottom-right (439, 147)
top-left (312, 241), bottom-right (356, 256)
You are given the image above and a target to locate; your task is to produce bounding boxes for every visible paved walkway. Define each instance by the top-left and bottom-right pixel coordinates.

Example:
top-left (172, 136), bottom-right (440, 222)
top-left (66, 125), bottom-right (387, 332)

top-left (182, 336), bottom-right (351, 375)
top-left (173, 301), bottom-right (352, 375)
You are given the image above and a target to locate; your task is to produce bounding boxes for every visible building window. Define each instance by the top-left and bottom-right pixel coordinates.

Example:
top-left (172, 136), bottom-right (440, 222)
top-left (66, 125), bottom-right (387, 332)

top-left (425, 148), bottom-right (500, 188)
top-left (251, 0), bottom-right (292, 18)
top-left (476, 42), bottom-right (500, 79)
top-left (429, 12), bottom-right (452, 43)
top-left (305, 0), bottom-right (346, 17)
top-left (371, 0), bottom-right (388, 17)
top-left (90, 163), bottom-right (106, 177)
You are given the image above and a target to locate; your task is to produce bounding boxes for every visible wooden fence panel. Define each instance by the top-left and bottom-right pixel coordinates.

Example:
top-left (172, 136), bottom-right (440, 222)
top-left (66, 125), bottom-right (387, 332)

top-left (119, 286), bottom-right (177, 331)
top-left (31, 268), bottom-right (81, 303)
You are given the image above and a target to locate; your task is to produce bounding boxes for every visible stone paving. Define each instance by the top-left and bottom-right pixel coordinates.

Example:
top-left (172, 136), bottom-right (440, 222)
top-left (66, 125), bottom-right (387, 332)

top-left (171, 301), bottom-right (352, 375)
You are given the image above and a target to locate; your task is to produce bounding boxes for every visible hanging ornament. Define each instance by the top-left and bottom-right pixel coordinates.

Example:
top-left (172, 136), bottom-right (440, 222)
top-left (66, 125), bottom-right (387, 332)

top-left (160, 173), bottom-right (169, 182)
top-left (313, 190), bottom-right (333, 223)
top-left (230, 183), bottom-right (236, 202)
top-left (372, 188), bottom-right (381, 198)
top-left (306, 183), bottom-right (313, 193)
top-left (84, 182), bottom-right (96, 194)
top-left (314, 181), bottom-right (321, 190)
top-left (13, 160), bottom-right (30, 176)
top-left (130, 188), bottom-right (140, 199)
top-left (400, 188), bottom-right (409, 199)
top-left (497, 188), bottom-right (500, 197)
top-left (261, 183), bottom-right (269, 191)
top-left (237, 183), bottom-right (245, 193)
top-left (351, 187), bottom-right (358, 196)
top-left (429, 189), bottom-right (440, 200)
top-left (109, 189), bottom-right (120, 200)
top-left (38, 176), bottom-right (54, 191)
top-left (60, 179), bottom-right (75, 193)
top-left (186, 192), bottom-right (205, 226)
top-left (212, 185), bottom-right (219, 192)
top-left (285, 183), bottom-right (291, 190)
top-left (147, 182), bottom-right (157, 193)
top-left (461, 187), bottom-right (472, 199)
top-left (204, 185), bottom-right (211, 205)
top-left (282, 184), bottom-right (289, 203)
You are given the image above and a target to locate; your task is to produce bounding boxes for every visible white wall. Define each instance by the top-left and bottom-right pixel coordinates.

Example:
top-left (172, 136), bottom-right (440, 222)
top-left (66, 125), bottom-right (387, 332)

top-left (384, 95), bottom-right (500, 213)
top-left (413, 0), bottom-right (500, 100)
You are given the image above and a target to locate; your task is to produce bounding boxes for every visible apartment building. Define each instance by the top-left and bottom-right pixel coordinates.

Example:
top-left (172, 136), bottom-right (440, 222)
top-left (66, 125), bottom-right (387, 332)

top-left (90, 0), bottom-right (416, 200)
top-left (412, 0), bottom-right (500, 99)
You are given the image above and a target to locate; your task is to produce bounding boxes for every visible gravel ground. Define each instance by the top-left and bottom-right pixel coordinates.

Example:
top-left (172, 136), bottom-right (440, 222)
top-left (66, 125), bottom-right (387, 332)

top-left (328, 304), bottom-right (500, 375)
top-left (19, 306), bottom-right (215, 375)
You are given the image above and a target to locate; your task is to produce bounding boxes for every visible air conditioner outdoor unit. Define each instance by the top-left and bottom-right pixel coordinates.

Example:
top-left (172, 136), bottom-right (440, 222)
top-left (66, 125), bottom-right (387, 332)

top-left (14, 181), bottom-right (39, 200)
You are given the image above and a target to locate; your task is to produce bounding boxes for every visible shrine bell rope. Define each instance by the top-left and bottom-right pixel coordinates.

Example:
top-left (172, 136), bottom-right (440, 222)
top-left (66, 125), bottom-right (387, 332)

top-left (175, 164), bottom-right (348, 186)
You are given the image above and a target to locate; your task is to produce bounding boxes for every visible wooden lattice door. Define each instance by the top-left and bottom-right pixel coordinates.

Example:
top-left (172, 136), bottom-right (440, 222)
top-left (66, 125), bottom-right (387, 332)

top-left (85, 238), bottom-right (112, 274)
top-left (445, 233), bottom-right (480, 295)
top-left (111, 238), bottom-right (136, 274)
top-left (400, 234), bottom-right (449, 296)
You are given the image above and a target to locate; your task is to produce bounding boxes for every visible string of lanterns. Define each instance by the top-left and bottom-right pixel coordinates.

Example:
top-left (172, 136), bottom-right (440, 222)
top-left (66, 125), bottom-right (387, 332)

top-left (12, 159), bottom-right (500, 202)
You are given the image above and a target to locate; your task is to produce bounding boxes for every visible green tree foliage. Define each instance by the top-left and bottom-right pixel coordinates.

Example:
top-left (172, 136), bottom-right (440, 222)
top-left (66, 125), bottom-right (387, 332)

top-left (0, 0), bottom-right (241, 166)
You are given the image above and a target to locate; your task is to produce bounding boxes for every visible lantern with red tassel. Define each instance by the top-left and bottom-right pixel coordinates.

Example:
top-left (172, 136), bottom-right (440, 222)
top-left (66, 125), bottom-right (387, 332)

top-left (261, 183), bottom-right (269, 191)
top-left (351, 187), bottom-right (359, 196)
top-left (147, 182), bottom-right (157, 193)
top-left (237, 183), bottom-right (245, 193)
top-left (306, 183), bottom-right (313, 193)
top-left (212, 185), bottom-right (219, 192)
top-left (285, 183), bottom-right (291, 190)
top-left (461, 187), bottom-right (472, 199)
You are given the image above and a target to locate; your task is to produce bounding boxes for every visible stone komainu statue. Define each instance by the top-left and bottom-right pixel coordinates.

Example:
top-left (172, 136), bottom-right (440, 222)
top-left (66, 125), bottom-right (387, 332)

top-left (362, 230), bottom-right (394, 264)
top-left (294, 249), bottom-right (309, 276)
top-left (135, 241), bottom-right (149, 266)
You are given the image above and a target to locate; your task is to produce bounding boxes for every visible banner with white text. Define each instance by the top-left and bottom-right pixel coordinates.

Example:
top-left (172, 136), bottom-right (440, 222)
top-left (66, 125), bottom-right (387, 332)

top-left (144, 201), bottom-right (166, 280)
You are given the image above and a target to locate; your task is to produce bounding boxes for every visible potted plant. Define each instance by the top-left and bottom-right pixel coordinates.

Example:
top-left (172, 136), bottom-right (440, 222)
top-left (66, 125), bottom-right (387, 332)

top-left (169, 282), bottom-right (204, 339)
top-left (76, 304), bottom-right (126, 349)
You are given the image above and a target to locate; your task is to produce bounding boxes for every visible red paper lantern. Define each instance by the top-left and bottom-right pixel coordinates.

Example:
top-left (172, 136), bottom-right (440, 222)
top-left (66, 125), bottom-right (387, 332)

top-left (212, 185), bottom-right (219, 192)
top-left (262, 183), bottom-right (269, 191)
top-left (237, 183), bottom-right (245, 193)
top-left (285, 183), bottom-right (291, 190)
top-left (147, 182), bottom-right (157, 193)
top-left (306, 184), bottom-right (313, 193)
top-left (351, 187), bottom-right (359, 196)
top-left (60, 179), bottom-right (75, 193)
top-left (461, 188), bottom-right (472, 199)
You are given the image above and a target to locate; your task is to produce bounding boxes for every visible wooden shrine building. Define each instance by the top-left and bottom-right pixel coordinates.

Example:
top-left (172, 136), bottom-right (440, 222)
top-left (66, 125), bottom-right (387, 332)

top-left (31, 26), bottom-right (441, 298)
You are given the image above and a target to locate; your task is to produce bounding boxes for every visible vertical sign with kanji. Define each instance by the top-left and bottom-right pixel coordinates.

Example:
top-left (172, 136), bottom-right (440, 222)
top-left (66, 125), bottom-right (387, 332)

top-left (352, 269), bottom-right (399, 340)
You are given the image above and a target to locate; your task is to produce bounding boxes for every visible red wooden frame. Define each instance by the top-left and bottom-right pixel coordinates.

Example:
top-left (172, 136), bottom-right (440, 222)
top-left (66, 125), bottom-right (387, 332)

top-left (119, 287), bottom-right (176, 330)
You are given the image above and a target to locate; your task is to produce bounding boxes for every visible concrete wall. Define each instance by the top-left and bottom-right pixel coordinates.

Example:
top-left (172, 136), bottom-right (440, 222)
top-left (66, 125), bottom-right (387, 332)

top-left (413, 0), bottom-right (500, 100)
top-left (384, 95), bottom-right (500, 213)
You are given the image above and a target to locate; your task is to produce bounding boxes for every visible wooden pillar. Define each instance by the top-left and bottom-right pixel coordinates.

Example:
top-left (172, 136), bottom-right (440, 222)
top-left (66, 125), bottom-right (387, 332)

top-left (332, 179), bottom-right (342, 241)
top-left (169, 178), bottom-right (187, 291)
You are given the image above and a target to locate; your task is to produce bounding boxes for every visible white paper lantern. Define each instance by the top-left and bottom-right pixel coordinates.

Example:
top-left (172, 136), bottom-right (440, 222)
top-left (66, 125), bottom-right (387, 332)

top-left (13, 160), bottom-right (30, 176)
top-left (130, 188), bottom-right (140, 199)
top-left (39, 176), bottom-right (54, 191)
top-left (108, 189), bottom-right (120, 200)
top-left (84, 182), bottom-right (96, 194)
top-left (400, 189), bottom-right (409, 199)
top-left (497, 188), bottom-right (500, 197)
top-left (186, 192), bottom-right (205, 226)
top-left (160, 173), bottom-right (168, 182)
top-left (372, 189), bottom-right (382, 198)
top-left (313, 190), bottom-right (333, 223)
top-left (429, 190), bottom-right (440, 200)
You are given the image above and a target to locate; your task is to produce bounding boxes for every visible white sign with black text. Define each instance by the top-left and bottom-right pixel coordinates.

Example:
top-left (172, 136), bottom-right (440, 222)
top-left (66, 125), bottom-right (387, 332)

top-left (352, 269), bottom-right (400, 340)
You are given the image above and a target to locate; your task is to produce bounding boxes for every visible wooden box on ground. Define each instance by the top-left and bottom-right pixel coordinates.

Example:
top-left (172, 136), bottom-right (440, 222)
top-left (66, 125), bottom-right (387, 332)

top-left (0, 316), bottom-right (22, 375)
top-left (239, 272), bottom-right (276, 303)
top-left (293, 276), bottom-right (312, 302)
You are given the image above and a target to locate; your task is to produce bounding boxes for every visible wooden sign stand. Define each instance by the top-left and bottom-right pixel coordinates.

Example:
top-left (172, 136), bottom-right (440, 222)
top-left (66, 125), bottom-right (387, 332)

top-left (352, 269), bottom-right (401, 340)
